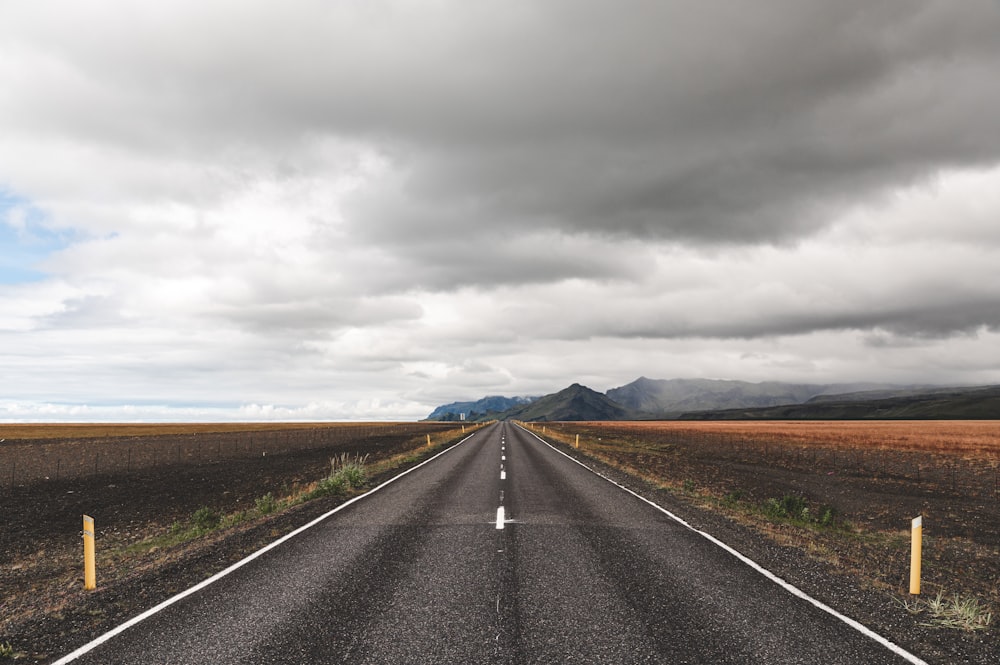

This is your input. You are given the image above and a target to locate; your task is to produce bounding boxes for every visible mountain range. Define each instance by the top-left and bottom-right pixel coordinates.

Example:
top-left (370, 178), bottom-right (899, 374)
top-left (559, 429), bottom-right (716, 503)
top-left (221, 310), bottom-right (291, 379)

top-left (425, 377), bottom-right (1000, 421)
top-left (425, 395), bottom-right (536, 421)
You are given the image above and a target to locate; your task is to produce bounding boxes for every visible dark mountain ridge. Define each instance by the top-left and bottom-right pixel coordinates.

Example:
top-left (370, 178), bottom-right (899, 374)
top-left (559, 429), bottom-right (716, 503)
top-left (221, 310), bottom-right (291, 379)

top-left (426, 395), bottom-right (537, 421)
top-left (679, 384), bottom-right (1000, 420)
top-left (606, 377), bottom-right (932, 416)
top-left (500, 383), bottom-right (641, 422)
top-left (426, 378), bottom-right (1000, 422)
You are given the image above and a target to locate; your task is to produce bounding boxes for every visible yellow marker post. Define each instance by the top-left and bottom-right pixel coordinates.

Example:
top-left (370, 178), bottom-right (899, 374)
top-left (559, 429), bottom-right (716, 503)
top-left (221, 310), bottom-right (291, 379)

top-left (910, 515), bottom-right (922, 595)
top-left (462, 425), bottom-right (465, 433)
top-left (83, 515), bottom-right (96, 591)
top-left (426, 434), bottom-right (432, 447)
top-left (575, 434), bottom-right (580, 448)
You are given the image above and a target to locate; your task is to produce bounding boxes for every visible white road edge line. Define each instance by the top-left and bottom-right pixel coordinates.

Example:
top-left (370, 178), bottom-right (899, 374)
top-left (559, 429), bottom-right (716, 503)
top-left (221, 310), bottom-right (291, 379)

top-left (496, 506), bottom-right (505, 529)
top-left (51, 428), bottom-right (488, 665)
top-left (516, 424), bottom-right (929, 665)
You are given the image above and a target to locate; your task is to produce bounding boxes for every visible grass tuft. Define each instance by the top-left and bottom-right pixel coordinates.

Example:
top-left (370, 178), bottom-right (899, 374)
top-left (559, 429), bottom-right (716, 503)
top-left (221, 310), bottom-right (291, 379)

top-left (905, 591), bottom-right (994, 631)
top-left (757, 494), bottom-right (838, 529)
top-left (330, 453), bottom-right (369, 488)
top-left (722, 489), bottom-right (746, 506)
top-left (298, 453), bottom-right (370, 502)
top-left (255, 492), bottom-right (279, 515)
top-left (190, 506), bottom-right (220, 531)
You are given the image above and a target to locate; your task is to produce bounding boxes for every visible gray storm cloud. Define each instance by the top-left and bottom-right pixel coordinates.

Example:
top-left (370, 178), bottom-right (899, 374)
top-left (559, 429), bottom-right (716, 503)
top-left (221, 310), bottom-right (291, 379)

top-left (1, 1), bottom-right (1000, 418)
top-left (8, 1), bottom-right (998, 248)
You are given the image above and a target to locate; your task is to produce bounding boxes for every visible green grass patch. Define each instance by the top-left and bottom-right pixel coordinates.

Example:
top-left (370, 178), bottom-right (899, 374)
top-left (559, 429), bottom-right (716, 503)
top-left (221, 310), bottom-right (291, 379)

top-left (754, 493), bottom-right (838, 528)
top-left (0, 641), bottom-right (22, 659)
top-left (300, 453), bottom-right (370, 502)
top-left (722, 489), bottom-right (746, 507)
top-left (717, 490), bottom-right (840, 530)
top-left (191, 506), bottom-right (221, 530)
top-left (255, 492), bottom-right (279, 515)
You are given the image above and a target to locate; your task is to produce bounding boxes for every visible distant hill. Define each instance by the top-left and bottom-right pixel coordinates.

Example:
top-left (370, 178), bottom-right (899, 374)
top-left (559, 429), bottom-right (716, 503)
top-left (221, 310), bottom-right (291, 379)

top-left (426, 395), bottom-right (536, 421)
top-left (606, 377), bottom-right (912, 417)
top-left (425, 377), bottom-right (1000, 423)
top-left (679, 385), bottom-right (1000, 420)
top-left (501, 383), bottom-right (641, 422)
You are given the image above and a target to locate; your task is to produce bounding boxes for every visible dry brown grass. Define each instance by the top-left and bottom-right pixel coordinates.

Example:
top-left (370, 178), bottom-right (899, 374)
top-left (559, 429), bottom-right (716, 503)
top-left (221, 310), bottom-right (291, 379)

top-left (572, 420), bottom-right (1000, 457)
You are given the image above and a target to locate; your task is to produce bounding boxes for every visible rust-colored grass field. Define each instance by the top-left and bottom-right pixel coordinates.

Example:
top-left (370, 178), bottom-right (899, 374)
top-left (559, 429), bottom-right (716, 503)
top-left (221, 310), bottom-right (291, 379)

top-left (590, 420), bottom-right (1000, 456)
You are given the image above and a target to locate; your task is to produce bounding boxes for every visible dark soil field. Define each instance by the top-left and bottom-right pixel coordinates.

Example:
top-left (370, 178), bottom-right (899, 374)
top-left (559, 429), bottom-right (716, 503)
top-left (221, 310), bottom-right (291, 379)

top-left (0, 422), bottom-right (471, 661)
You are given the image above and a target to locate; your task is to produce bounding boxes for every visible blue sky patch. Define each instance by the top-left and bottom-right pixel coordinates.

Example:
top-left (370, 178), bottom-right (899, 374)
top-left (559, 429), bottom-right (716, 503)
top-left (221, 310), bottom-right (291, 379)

top-left (0, 189), bottom-right (73, 284)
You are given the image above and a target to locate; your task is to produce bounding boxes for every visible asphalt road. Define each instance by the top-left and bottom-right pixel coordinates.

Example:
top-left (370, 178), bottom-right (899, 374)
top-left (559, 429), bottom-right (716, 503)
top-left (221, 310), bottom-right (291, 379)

top-left (54, 422), bottom-right (926, 664)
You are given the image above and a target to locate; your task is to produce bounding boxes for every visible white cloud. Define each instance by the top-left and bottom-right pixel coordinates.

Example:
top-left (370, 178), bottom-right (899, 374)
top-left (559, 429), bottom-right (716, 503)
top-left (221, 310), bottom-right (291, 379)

top-left (1, 1), bottom-right (1000, 420)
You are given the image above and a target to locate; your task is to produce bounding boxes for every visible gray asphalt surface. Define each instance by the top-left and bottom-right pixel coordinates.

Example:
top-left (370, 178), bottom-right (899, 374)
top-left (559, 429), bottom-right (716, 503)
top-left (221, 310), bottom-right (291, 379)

top-left (54, 422), bottom-right (925, 664)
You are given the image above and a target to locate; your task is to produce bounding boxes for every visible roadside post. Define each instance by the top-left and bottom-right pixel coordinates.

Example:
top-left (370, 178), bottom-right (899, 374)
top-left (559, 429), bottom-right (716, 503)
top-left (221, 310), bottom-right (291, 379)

top-left (83, 515), bottom-right (96, 591)
top-left (426, 434), bottom-right (432, 447)
top-left (909, 516), bottom-right (922, 595)
top-left (575, 434), bottom-right (580, 448)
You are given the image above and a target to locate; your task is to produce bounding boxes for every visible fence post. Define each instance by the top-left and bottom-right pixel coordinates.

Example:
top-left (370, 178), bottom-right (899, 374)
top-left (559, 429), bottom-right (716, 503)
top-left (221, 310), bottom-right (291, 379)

top-left (83, 515), bottom-right (96, 591)
top-left (909, 516), bottom-right (922, 595)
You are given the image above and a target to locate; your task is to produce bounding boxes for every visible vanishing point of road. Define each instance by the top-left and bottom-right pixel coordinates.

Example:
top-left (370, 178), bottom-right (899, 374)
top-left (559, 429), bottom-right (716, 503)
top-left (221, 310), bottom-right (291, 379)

top-left (53, 422), bottom-right (927, 664)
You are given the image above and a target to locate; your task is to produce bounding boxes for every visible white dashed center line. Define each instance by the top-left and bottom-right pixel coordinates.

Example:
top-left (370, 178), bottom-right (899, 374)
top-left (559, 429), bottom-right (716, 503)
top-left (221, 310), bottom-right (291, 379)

top-left (497, 433), bottom-right (508, 528)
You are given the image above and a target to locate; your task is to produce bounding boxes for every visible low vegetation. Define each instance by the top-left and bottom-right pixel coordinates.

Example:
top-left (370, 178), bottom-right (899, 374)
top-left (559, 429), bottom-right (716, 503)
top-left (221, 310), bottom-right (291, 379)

top-left (127, 452), bottom-right (375, 555)
top-left (905, 592), bottom-right (994, 632)
top-left (726, 491), bottom-right (839, 529)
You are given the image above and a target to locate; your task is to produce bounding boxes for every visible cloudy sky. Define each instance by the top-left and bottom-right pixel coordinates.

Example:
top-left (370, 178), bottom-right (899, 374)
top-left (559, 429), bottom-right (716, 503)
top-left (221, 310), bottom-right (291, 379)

top-left (2, 1), bottom-right (1000, 421)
